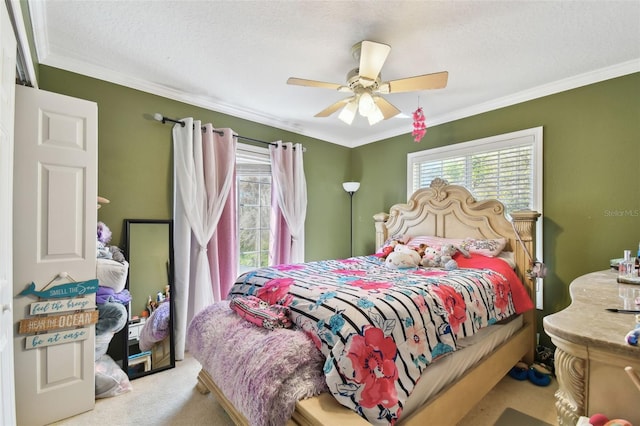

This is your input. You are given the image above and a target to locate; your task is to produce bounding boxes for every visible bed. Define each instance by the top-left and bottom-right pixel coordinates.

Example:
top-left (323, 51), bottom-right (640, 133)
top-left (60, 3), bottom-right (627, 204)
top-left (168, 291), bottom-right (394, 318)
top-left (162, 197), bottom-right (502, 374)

top-left (188, 178), bottom-right (540, 425)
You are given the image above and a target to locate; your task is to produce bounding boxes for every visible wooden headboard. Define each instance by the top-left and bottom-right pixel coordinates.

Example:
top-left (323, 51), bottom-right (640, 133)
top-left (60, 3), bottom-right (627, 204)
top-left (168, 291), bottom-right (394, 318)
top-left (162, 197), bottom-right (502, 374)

top-left (373, 178), bottom-right (540, 288)
top-left (373, 178), bottom-right (540, 360)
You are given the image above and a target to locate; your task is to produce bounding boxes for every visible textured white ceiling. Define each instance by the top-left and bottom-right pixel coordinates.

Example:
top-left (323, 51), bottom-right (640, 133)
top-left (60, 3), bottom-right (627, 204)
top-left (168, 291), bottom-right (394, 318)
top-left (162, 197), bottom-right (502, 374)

top-left (29, 0), bottom-right (640, 147)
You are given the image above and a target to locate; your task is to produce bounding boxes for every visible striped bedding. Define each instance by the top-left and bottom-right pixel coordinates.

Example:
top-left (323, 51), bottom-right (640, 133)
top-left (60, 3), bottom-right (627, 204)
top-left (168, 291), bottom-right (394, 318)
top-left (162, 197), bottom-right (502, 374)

top-left (228, 253), bottom-right (532, 425)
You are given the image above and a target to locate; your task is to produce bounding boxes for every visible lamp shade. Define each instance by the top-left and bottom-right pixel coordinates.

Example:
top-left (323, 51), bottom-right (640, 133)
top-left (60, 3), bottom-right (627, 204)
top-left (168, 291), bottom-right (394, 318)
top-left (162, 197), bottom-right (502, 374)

top-left (367, 104), bottom-right (384, 125)
top-left (338, 101), bottom-right (357, 125)
top-left (342, 182), bottom-right (360, 193)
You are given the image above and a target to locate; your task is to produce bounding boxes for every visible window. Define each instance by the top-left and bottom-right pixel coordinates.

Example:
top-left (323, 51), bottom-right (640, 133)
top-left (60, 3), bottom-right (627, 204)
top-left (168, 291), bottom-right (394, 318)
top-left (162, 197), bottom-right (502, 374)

top-left (236, 144), bottom-right (271, 274)
top-left (408, 127), bottom-right (543, 217)
top-left (408, 127), bottom-right (544, 309)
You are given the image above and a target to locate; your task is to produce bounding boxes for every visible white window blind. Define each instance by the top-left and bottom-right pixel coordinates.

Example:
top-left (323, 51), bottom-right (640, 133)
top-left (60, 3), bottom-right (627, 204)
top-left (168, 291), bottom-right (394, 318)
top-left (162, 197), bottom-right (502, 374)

top-left (408, 127), bottom-right (543, 217)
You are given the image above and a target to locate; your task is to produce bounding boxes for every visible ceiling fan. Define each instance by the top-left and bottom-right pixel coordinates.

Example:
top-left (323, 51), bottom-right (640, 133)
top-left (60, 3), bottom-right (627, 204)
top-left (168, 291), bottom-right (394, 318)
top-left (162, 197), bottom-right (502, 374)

top-left (287, 40), bottom-right (448, 126)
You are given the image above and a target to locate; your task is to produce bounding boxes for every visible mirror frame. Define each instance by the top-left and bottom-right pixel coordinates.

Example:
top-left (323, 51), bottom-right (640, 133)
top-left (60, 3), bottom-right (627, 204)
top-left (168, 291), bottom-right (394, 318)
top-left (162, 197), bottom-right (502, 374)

top-left (122, 219), bottom-right (175, 379)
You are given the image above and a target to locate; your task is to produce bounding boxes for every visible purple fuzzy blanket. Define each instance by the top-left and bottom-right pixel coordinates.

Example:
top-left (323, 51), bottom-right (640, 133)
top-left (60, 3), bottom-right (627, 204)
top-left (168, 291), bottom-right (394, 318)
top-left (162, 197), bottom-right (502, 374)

top-left (187, 301), bottom-right (328, 426)
top-left (139, 301), bottom-right (170, 351)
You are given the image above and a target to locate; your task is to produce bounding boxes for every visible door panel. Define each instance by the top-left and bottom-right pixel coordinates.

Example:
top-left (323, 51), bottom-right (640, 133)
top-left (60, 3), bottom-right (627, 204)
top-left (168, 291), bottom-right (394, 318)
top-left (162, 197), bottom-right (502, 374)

top-left (41, 164), bottom-right (85, 258)
top-left (14, 85), bottom-right (97, 425)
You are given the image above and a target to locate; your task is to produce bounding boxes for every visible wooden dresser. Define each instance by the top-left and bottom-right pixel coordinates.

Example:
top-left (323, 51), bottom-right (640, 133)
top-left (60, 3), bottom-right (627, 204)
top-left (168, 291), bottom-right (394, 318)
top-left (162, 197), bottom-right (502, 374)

top-left (543, 270), bottom-right (640, 425)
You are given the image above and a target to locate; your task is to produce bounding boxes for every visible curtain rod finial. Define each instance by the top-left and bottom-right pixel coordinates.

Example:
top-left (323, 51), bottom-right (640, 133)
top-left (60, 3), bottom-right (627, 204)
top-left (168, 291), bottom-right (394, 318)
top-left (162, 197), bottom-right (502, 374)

top-left (153, 113), bottom-right (164, 122)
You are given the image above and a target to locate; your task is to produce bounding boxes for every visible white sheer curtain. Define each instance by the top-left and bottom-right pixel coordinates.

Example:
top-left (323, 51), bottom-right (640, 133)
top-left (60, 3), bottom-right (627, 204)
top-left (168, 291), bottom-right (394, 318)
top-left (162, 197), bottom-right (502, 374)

top-left (269, 141), bottom-right (307, 264)
top-left (172, 119), bottom-right (236, 359)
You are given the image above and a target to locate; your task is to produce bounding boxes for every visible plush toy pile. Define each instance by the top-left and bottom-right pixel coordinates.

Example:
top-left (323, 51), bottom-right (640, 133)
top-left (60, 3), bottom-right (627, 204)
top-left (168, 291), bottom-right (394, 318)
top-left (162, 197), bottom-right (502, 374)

top-left (95, 221), bottom-right (132, 398)
top-left (421, 243), bottom-right (469, 270)
top-left (378, 238), bottom-right (470, 270)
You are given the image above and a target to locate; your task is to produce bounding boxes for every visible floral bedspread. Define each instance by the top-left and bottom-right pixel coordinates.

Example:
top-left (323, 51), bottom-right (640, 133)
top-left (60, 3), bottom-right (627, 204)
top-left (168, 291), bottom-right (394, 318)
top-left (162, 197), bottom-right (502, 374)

top-left (228, 254), bottom-right (530, 425)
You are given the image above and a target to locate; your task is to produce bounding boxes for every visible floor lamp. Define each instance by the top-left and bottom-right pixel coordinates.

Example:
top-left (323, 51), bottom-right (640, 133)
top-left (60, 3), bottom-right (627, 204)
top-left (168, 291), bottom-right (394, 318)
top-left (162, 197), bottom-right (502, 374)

top-left (342, 181), bottom-right (360, 257)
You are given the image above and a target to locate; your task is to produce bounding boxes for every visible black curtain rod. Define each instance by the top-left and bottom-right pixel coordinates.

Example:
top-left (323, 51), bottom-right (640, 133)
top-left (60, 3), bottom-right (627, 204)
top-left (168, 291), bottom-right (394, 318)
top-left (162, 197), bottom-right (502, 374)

top-left (154, 113), bottom-right (302, 150)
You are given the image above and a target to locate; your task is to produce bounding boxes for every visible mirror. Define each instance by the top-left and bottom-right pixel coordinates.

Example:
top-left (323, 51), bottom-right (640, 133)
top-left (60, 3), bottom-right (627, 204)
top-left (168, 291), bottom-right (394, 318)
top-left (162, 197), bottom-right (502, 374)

top-left (119, 219), bottom-right (175, 379)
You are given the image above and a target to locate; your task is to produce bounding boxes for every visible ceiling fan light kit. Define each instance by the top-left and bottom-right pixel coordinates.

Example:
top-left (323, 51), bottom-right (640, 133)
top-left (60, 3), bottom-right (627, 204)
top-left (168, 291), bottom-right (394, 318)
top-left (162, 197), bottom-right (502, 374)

top-left (287, 40), bottom-right (448, 127)
top-left (338, 100), bottom-right (357, 125)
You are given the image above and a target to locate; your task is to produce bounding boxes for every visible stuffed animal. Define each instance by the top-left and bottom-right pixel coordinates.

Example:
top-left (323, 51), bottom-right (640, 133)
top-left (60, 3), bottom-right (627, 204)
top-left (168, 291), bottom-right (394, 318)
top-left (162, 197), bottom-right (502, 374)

top-left (376, 237), bottom-right (412, 260)
top-left (376, 239), bottom-right (402, 259)
top-left (385, 244), bottom-right (422, 269)
top-left (421, 244), bottom-right (470, 270)
top-left (412, 243), bottom-right (428, 258)
top-left (421, 246), bottom-right (442, 267)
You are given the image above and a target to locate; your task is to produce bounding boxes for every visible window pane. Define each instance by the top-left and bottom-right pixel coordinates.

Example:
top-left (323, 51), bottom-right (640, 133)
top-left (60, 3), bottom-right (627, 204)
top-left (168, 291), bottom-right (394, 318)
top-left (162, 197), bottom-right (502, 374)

top-left (239, 229), bottom-right (258, 252)
top-left (259, 206), bottom-right (271, 228)
top-left (259, 177), bottom-right (272, 205)
top-left (237, 145), bottom-right (272, 273)
top-left (260, 229), bottom-right (270, 251)
top-left (240, 252), bottom-right (258, 268)
top-left (240, 206), bottom-right (259, 229)
top-left (259, 252), bottom-right (269, 268)
top-left (239, 180), bottom-right (259, 205)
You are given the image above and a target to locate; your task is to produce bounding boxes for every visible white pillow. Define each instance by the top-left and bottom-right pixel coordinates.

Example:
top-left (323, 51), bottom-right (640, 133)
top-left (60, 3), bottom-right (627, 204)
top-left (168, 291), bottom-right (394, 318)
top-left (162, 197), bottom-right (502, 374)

top-left (407, 235), bottom-right (507, 257)
top-left (461, 237), bottom-right (507, 257)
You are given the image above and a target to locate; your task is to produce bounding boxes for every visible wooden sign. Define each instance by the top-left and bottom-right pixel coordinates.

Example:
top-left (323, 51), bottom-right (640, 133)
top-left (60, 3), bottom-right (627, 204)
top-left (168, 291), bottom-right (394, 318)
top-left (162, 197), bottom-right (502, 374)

top-left (24, 328), bottom-right (90, 349)
top-left (19, 279), bottom-right (99, 299)
top-left (18, 310), bottom-right (98, 334)
top-left (29, 297), bottom-right (95, 315)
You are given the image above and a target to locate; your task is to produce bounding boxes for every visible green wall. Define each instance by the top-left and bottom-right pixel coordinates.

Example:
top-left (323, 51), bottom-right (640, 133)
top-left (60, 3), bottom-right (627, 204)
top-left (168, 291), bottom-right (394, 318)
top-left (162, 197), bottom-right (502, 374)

top-left (39, 66), bottom-right (640, 346)
top-left (38, 66), bottom-right (351, 261)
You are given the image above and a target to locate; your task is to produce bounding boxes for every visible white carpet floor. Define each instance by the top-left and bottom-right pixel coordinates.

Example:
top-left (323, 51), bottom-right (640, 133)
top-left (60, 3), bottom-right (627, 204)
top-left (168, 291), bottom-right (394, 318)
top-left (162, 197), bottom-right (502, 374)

top-left (51, 352), bottom-right (558, 426)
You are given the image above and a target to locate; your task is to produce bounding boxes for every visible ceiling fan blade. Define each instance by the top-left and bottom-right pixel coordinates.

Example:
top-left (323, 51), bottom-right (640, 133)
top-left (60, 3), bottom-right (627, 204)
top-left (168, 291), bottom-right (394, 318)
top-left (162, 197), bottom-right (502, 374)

top-left (314, 97), bottom-right (354, 117)
top-left (359, 41), bottom-right (391, 83)
top-left (373, 96), bottom-right (401, 120)
top-left (386, 71), bottom-right (449, 93)
top-left (287, 77), bottom-right (343, 90)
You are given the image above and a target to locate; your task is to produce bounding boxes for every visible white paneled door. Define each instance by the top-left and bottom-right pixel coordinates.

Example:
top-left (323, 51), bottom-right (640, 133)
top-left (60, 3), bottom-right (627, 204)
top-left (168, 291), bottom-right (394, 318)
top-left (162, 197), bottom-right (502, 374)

top-left (13, 85), bottom-right (97, 425)
top-left (0, 2), bottom-right (17, 425)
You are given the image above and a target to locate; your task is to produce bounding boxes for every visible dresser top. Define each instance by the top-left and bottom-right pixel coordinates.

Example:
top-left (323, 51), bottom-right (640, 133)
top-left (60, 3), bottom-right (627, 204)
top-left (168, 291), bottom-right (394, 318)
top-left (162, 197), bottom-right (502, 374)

top-left (543, 270), bottom-right (640, 358)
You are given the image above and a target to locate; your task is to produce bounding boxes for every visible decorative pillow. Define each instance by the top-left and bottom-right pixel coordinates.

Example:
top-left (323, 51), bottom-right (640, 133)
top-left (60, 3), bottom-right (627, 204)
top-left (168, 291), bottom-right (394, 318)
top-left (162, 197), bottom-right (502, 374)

top-left (407, 235), bottom-right (459, 249)
top-left (407, 235), bottom-right (507, 257)
top-left (461, 237), bottom-right (507, 257)
top-left (230, 295), bottom-right (292, 330)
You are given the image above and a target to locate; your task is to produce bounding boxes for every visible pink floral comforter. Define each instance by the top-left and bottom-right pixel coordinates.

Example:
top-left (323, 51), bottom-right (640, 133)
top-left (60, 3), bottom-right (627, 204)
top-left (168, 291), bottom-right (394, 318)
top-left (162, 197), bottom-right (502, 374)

top-left (228, 254), bottom-right (532, 425)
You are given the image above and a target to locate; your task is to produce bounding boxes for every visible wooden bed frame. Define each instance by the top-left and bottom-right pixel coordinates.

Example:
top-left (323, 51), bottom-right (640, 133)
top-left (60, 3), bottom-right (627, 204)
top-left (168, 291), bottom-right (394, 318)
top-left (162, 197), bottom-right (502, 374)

top-left (151, 336), bottom-right (172, 369)
top-left (195, 178), bottom-right (540, 425)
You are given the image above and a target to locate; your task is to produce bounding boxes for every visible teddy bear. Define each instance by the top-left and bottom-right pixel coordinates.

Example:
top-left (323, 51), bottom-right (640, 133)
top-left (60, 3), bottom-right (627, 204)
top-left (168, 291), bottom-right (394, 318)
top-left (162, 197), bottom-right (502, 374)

top-left (385, 244), bottom-right (422, 269)
top-left (421, 243), bottom-right (469, 270)
top-left (421, 245), bottom-right (441, 267)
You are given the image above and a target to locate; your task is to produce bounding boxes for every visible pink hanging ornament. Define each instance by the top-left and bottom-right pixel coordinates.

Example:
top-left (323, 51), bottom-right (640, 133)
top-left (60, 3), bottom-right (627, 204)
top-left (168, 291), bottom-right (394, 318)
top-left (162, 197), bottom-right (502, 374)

top-left (411, 107), bottom-right (427, 142)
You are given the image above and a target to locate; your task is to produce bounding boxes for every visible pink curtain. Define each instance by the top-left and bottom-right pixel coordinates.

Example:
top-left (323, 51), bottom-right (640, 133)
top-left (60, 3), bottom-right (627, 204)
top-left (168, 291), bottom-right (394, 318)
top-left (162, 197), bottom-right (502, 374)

top-left (269, 141), bottom-right (307, 265)
top-left (203, 124), bottom-right (238, 301)
top-left (206, 170), bottom-right (237, 301)
top-left (173, 120), bottom-right (237, 359)
top-left (269, 198), bottom-right (291, 266)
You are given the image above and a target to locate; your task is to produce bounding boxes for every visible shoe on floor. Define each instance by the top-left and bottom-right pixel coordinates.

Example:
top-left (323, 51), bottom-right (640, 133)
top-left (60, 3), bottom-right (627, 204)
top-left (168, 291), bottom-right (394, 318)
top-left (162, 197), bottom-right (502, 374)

top-left (528, 363), bottom-right (551, 386)
top-left (508, 361), bottom-right (529, 381)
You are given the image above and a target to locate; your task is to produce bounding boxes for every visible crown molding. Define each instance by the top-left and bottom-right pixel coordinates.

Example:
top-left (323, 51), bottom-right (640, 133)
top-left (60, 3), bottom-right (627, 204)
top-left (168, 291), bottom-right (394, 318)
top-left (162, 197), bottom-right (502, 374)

top-left (37, 52), bottom-right (639, 149)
